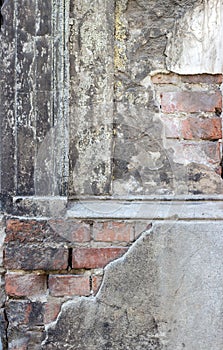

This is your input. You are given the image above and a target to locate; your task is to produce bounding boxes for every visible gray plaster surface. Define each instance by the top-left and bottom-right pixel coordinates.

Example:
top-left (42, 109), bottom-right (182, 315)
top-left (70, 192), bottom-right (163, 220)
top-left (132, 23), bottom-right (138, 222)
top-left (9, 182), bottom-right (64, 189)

top-left (43, 221), bottom-right (223, 349)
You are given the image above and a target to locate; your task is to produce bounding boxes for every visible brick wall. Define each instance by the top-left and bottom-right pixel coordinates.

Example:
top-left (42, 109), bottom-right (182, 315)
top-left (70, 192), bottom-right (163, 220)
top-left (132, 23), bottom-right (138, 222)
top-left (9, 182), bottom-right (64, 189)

top-left (152, 73), bottom-right (222, 176)
top-left (2, 218), bottom-right (146, 349)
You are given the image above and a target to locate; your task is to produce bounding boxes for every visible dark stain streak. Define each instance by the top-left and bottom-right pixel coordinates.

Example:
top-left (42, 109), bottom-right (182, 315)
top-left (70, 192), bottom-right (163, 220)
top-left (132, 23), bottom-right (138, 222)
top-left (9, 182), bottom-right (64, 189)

top-left (0, 0), bottom-right (4, 30)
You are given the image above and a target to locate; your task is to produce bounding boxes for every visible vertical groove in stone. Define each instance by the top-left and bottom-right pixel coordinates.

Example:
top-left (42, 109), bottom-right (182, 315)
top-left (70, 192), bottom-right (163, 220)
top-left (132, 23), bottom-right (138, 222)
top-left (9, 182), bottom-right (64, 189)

top-left (16, 0), bottom-right (36, 195)
top-left (0, 0), bottom-right (16, 203)
top-left (31, 0), bottom-right (69, 196)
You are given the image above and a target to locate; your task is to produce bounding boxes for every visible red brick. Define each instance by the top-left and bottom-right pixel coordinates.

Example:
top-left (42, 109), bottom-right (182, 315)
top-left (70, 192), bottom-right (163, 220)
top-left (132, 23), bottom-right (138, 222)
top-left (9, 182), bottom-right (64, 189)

top-left (5, 219), bottom-right (44, 243)
top-left (182, 117), bottom-right (222, 140)
top-left (152, 73), bottom-right (222, 85)
top-left (4, 244), bottom-right (68, 270)
top-left (92, 275), bottom-right (103, 295)
top-left (93, 222), bottom-right (134, 242)
top-left (180, 74), bottom-right (222, 84)
top-left (72, 247), bottom-right (128, 269)
top-left (5, 273), bottom-right (47, 297)
top-left (48, 275), bottom-right (90, 297)
top-left (161, 91), bottom-right (222, 113)
top-left (49, 219), bottom-right (91, 242)
top-left (44, 298), bottom-right (62, 323)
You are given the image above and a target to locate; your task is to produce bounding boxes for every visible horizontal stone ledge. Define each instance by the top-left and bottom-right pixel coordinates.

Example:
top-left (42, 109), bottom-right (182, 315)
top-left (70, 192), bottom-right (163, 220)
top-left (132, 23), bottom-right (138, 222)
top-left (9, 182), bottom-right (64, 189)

top-left (7, 195), bottom-right (223, 219)
top-left (67, 199), bottom-right (223, 220)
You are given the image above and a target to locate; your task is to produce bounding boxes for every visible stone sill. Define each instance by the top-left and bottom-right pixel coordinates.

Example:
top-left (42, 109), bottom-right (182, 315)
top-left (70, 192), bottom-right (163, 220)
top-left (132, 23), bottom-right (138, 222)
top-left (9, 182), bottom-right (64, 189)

top-left (5, 195), bottom-right (223, 220)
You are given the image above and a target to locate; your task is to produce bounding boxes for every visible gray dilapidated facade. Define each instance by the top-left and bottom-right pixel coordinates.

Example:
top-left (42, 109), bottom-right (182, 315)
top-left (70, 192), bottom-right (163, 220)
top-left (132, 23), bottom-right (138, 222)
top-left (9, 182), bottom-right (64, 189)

top-left (0, 0), bottom-right (223, 349)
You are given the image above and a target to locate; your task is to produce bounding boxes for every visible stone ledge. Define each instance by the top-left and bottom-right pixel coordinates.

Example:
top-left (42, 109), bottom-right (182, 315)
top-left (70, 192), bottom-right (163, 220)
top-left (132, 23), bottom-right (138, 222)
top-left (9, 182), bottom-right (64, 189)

top-left (67, 197), bottom-right (223, 220)
top-left (7, 196), bottom-right (223, 220)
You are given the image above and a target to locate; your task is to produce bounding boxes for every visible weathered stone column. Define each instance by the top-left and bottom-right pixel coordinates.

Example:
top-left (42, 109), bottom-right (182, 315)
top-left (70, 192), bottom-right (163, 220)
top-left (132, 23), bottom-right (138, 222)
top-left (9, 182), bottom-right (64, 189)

top-left (68, 0), bottom-right (115, 197)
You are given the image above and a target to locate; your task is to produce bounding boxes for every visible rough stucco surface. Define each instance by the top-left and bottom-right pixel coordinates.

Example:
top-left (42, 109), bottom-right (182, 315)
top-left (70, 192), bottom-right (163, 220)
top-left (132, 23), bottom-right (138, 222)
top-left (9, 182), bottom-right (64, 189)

top-left (166, 0), bottom-right (223, 74)
top-left (68, 0), bottom-right (223, 198)
top-left (112, 0), bottom-right (222, 196)
top-left (43, 222), bottom-right (223, 349)
top-left (1, 0), bottom-right (223, 200)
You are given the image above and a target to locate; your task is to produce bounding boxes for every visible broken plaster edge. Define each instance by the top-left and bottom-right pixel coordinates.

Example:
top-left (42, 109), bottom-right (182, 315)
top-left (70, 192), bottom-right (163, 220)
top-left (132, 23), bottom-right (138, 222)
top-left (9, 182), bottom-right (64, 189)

top-left (42, 225), bottom-right (153, 345)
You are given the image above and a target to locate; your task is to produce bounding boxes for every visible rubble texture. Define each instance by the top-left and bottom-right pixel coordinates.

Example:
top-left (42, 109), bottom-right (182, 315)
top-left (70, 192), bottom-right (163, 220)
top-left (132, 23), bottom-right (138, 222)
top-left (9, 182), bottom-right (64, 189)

top-left (1, 0), bottom-right (223, 200)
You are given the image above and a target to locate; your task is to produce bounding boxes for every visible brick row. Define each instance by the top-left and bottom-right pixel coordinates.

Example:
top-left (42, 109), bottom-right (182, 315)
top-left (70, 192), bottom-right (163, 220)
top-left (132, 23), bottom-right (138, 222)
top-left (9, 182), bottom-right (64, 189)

top-left (4, 219), bottom-right (133, 271)
top-left (163, 116), bottom-right (222, 140)
top-left (5, 273), bottom-right (102, 299)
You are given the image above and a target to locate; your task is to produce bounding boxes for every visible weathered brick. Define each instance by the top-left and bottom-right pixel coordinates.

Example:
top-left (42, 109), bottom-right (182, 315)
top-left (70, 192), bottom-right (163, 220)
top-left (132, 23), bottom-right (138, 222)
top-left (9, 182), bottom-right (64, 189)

top-left (166, 140), bottom-right (221, 166)
top-left (43, 298), bottom-right (62, 324)
top-left (93, 222), bottom-right (134, 242)
top-left (152, 73), bottom-right (222, 85)
top-left (92, 275), bottom-right (103, 295)
top-left (5, 273), bottom-right (47, 297)
top-left (4, 244), bottom-right (68, 270)
top-left (161, 91), bottom-right (222, 113)
top-left (5, 218), bottom-right (65, 244)
top-left (180, 74), bottom-right (223, 84)
top-left (72, 247), bottom-right (128, 269)
top-left (48, 275), bottom-right (90, 297)
top-left (5, 219), bottom-right (44, 243)
top-left (181, 117), bottom-right (222, 140)
top-left (48, 219), bottom-right (91, 242)
top-left (8, 331), bottom-right (43, 350)
top-left (6, 300), bottom-right (44, 327)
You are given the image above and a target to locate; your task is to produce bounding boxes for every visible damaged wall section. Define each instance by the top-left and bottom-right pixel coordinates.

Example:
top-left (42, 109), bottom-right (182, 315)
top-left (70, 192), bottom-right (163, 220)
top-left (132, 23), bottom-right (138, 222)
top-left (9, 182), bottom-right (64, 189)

top-left (0, 0), bottom-right (223, 349)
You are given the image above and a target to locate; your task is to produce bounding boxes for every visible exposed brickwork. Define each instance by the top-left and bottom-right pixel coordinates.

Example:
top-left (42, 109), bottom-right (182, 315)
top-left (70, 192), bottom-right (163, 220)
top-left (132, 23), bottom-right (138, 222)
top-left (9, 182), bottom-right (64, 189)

top-left (163, 116), bottom-right (222, 140)
top-left (92, 275), bottom-right (103, 295)
top-left (181, 117), bottom-right (222, 140)
top-left (93, 221), bottom-right (134, 242)
top-left (4, 245), bottom-right (68, 270)
top-left (5, 273), bottom-right (47, 297)
top-left (160, 91), bottom-right (222, 113)
top-left (49, 275), bottom-right (90, 297)
top-left (72, 247), bottom-right (128, 269)
top-left (43, 298), bottom-right (62, 324)
top-left (6, 300), bottom-right (44, 327)
top-left (49, 219), bottom-right (91, 242)
top-left (152, 73), bottom-right (223, 84)
top-left (152, 72), bottom-right (223, 176)
top-left (2, 217), bottom-right (134, 345)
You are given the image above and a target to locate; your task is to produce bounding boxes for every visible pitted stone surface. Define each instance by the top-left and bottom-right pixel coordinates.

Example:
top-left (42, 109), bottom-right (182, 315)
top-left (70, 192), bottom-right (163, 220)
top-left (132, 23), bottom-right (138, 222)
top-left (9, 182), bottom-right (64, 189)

top-left (43, 222), bottom-right (223, 349)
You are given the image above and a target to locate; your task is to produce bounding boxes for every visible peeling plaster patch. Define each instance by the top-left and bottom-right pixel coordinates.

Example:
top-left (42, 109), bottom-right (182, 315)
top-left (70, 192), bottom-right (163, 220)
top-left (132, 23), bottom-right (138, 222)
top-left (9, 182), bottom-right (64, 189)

top-left (166, 0), bottom-right (223, 74)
